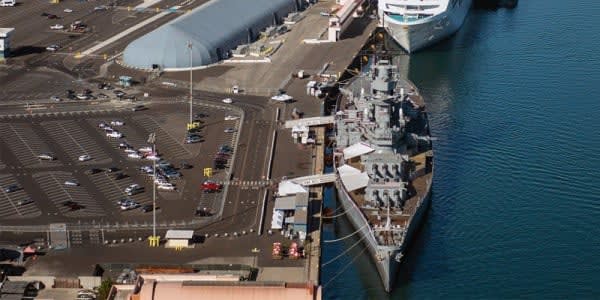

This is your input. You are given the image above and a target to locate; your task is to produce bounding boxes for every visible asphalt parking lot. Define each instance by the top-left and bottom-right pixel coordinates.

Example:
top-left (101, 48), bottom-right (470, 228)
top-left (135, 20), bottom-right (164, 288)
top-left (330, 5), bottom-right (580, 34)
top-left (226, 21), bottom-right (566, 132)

top-left (0, 102), bottom-right (240, 226)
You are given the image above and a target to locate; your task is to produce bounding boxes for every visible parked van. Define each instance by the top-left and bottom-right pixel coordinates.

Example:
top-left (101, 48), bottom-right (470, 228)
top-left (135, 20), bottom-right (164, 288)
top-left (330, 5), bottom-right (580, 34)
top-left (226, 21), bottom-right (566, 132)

top-left (0, 0), bottom-right (16, 6)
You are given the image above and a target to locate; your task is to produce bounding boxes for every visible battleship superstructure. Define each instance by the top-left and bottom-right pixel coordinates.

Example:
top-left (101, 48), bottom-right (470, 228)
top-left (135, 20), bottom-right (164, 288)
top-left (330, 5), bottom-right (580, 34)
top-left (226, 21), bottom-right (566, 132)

top-left (334, 59), bottom-right (433, 292)
top-left (378, 0), bottom-right (472, 53)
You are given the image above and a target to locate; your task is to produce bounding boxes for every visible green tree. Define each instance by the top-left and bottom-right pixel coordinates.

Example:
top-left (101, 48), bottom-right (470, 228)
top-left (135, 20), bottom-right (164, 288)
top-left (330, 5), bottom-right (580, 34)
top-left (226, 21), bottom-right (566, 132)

top-left (97, 278), bottom-right (113, 300)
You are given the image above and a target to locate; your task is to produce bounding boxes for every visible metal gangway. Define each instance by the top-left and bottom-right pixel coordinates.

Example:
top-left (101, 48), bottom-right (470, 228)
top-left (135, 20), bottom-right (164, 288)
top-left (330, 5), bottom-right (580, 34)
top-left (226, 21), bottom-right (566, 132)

top-left (289, 173), bottom-right (337, 186)
top-left (284, 116), bottom-right (335, 129)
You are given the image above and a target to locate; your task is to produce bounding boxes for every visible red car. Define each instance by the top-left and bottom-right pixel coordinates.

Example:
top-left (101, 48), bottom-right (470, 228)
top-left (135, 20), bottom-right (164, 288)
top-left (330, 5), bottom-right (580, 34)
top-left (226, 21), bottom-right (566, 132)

top-left (201, 181), bottom-right (222, 193)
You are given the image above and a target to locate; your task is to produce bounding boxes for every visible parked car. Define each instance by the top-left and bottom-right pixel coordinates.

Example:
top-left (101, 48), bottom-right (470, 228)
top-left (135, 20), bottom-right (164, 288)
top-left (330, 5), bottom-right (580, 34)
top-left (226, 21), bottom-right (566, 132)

top-left (120, 200), bottom-right (140, 211)
top-left (185, 135), bottom-right (202, 144)
top-left (63, 201), bottom-right (84, 211)
top-left (145, 153), bottom-right (161, 161)
top-left (50, 24), bottom-right (64, 30)
top-left (50, 95), bottom-right (61, 101)
top-left (37, 153), bottom-right (56, 160)
top-left (76, 93), bottom-right (89, 100)
top-left (113, 173), bottom-right (127, 180)
top-left (221, 98), bottom-right (233, 104)
top-left (110, 120), bottom-right (124, 126)
top-left (107, 131), bottom-right (123, 138)
top-left (64, 179), bottom-right (80, 186)
top-left (131, 105), bottom-right (146, 112)
top-left (125, 184), bottom-right (140, 192)
top-left (78, 154), bottom-right (91, 161)
top-left (17, 199), bottom-right (33, 206)
top-left (113, 90), bottom-right (125, 97)
top-left (128, 152), bottom-right (142, 159)
top-left (141, 204), bottom-right (155, 213)
top-left (106, 167), bottom-right (120, 173)
top-left (157, 183), bottom-right (175, 191)
top-left (63, 8), bottom-right (73, 13)
top-left (97, 93), bottom-right (109, 99)
top-left (224, 115), bottom-right (240, 121)
top-left (201, 181), bottom-right (222, 193)
top-left (118, 142), bottom-right (130, 149)
top-left (94, 5), bottom-right (107, 11)
top-left (219, 145), bottom-right (232, 152)
top-left (138, 146), bottom-right (153, 153)
top-left (126, 188), bottom-right (143, 196)
top-left (46, 44), bottom-right (60, 52)
top-left (4, 184), bottom-right (20, 193)
top-left (224, 128), bottom-right (236, 133)
top-left (47, 14), bottom-right (59, 19)
top-left (86, 168), bottom-right (102, 175)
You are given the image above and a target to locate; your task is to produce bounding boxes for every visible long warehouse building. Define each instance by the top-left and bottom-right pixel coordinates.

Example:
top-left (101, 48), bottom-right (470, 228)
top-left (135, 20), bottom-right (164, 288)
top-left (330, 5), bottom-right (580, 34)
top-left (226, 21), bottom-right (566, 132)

top-left (123, 0), bottom-right (302, 70)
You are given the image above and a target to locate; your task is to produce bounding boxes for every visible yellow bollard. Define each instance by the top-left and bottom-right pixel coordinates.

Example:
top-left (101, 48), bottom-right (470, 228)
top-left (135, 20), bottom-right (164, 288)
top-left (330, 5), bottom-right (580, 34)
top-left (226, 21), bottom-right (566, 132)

top-left (156, 7), bottom-right (159, 12)
top-left (128, 6), bottom-right (131, 11)
top-left (103, 54), bottom-right (108, 60)
top-left (203, 167), bottom-right (212, 177)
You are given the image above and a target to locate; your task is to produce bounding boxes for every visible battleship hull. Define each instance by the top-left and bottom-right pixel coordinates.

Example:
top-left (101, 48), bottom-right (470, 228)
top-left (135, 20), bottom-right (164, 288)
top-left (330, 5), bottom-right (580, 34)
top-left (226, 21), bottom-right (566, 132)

top-left (335, 178), bottom-right (432, 292)
top-left (382, 0), bottom-right (472, 53)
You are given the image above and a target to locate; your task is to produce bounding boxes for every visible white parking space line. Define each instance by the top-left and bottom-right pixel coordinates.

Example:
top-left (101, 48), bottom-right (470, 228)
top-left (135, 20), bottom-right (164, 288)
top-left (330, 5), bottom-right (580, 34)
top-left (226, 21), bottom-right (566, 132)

top-left (42, 120), bottom-right (112, 165)
top-left (0, 123), bottom-right (62, 168)
top-left (0, 174), bottom-right (41, 219)
top-left (88, 172), bottom-right (152, 214)
top-left (33, 172), bottom-right (105, 218)
top-left (131, 115), bottom-right (193, 159)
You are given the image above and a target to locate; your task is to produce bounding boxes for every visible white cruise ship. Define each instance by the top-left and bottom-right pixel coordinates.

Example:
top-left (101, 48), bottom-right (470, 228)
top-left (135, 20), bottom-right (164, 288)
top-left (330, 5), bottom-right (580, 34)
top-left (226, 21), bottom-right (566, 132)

top-left (378, 0), bottom-right (472, 53)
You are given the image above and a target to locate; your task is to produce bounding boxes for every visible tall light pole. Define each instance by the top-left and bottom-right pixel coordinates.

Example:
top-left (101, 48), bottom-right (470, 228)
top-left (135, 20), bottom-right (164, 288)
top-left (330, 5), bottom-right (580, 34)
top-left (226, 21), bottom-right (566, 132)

top-left (187, 41), bottom-right (193, 125)
top-left (148, 132), bottom-right (157, 244)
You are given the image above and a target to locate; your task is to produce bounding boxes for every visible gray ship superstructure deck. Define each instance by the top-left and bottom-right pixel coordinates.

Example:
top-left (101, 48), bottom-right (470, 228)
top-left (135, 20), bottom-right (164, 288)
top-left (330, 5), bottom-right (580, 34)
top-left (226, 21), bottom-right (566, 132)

top-left (334, 59), bottom-right (433, 292)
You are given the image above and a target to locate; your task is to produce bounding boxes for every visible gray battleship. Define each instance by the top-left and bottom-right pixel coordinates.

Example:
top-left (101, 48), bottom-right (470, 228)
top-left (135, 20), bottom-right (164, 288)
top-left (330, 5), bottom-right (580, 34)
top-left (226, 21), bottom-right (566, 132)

top-left (334, 59), bottom-right (433, 292)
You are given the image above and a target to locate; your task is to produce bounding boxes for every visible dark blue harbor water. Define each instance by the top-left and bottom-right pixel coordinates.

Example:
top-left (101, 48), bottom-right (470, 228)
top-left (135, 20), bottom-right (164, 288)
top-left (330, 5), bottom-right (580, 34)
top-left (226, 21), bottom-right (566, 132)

top-left (322, 1), bottom-right (600, 298)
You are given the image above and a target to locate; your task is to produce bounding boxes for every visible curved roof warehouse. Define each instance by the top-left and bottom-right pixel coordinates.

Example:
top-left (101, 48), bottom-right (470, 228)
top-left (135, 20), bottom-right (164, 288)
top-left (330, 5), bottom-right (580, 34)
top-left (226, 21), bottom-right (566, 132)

top-left (123, 0), bottom-right (299, 70)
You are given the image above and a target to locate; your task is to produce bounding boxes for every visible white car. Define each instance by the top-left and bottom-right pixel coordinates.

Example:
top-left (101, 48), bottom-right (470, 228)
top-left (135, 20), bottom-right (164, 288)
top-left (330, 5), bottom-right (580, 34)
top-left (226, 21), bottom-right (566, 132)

top-left (124, 184), bottom-right (141, 193)
top-left (128, 152), bottom-right (142, 159)
top-left (157, 183), bottom-right (175, 191)
top-left (145, 154), bottom-right (160, 161)
top-left (76, 93), bottom-right (88, 100)
top-left (124, 148), bottom-right (136, 154)
top-left (64, 179), bottom-right (79, 186)
top-left (63, 8), bottom-right (73, 13)
top-left (98, 122), bottom-right (108, 128)
top-left (138, 146), bottom-right (153, 153)
top-left (50, 96), bottom-right (61, 101)
top-left (110, 120), bottom-right (124, 126)
top-left (221, 98), bottom-right (233, 104)
top-left (106, 131), bottom-right (123, 138)
top-left (50, 24), bottom-right (64, 30)
top-left (46, 45), bottom-right (60, 52)
top-left (224, 115), bottom-right (240, 121)
top-left (224, 128), bottom-right (236, 133)
top-left (78, 154), bottom-right (91, 161)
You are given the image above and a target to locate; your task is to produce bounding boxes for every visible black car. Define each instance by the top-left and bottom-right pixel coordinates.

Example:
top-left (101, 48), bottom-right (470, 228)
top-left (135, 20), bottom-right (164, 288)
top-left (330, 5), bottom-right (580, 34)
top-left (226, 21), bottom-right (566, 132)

top-left (180, 162), bottom-right (192, 169)
top-left (4, 184), bottom-right (20, 193)
top-left (86, 168), bottom-right (102, 175)
top-left (194, 113), bottom-right (208, 118)
top-left (141, 204), bottom-right (155, 213)
top-left (106, 167), bottom-right (120, 173)
top-left (113, 173), bottom-right (127, 180)
top-left (195, 207), bottom-right (212, 217)
top-left (62, 201), bottom-right (84, 211)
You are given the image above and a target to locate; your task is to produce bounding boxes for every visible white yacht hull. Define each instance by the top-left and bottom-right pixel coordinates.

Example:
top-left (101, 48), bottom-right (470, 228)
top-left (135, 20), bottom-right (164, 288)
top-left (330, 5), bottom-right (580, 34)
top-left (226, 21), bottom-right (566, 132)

top-left (382, 0), bottom-right (472, 53)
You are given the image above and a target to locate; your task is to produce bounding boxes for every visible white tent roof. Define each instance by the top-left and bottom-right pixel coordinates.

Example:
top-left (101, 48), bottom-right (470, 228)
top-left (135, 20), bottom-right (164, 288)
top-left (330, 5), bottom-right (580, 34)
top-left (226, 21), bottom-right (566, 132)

top-left (165, 230), bottom-right (194, 240)
top-left (337, 164), bottom-right (361, 175)
top-left (340, 172), bottom-right (370, 192)
top-left (277, 180), bottom-right (308, 196)
top-left (274, 196), bottom-right (296, 211)
top-left (343, 142), bottom-right (375, 160)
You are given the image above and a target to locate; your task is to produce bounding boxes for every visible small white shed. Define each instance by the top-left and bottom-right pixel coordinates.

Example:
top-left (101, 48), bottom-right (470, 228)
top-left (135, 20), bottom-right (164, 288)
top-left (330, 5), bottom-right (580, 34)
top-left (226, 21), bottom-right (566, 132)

top-left (165, 230), bottom-right (194, 248)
